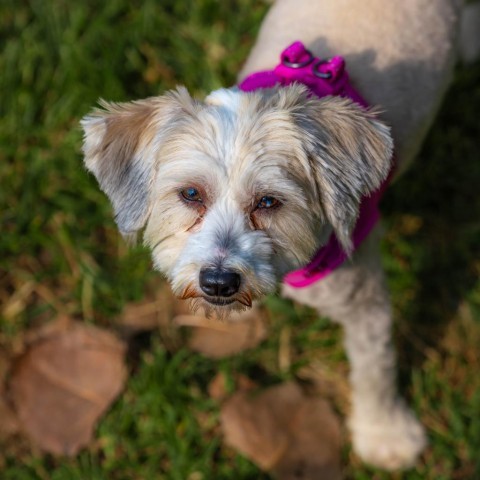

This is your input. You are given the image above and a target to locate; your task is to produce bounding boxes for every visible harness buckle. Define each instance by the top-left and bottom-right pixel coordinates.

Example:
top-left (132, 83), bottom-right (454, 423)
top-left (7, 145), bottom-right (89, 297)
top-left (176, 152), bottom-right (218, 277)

top-left (312, 59), bottom-right (333, 79)
top-left (281, 49), bottom-right (314, 68)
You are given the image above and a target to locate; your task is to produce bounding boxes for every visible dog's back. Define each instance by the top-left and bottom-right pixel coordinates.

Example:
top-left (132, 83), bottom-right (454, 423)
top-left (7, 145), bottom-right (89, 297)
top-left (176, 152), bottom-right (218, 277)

top-left (241, 0), bottom-right (462, 176)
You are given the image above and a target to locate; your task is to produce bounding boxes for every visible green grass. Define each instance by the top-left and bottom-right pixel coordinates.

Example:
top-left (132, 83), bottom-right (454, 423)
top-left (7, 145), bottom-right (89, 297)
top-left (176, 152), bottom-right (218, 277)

top-left (1, 1), bottom-right (480, 478)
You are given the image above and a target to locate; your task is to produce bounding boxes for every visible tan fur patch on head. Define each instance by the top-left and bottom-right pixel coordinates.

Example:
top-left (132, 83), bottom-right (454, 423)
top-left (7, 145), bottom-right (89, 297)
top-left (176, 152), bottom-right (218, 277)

top-left (81, 88), bottom-right (199, 235)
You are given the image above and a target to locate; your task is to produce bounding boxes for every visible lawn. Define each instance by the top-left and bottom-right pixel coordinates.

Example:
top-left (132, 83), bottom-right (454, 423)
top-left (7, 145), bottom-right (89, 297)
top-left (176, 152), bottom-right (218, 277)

top-left (1, 1), bottom-right (480, 479)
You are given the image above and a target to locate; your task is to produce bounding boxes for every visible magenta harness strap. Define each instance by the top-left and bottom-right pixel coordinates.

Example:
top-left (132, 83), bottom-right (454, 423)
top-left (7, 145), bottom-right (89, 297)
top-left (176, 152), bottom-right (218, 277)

top-left (238, 41), bottom-right (392, 288)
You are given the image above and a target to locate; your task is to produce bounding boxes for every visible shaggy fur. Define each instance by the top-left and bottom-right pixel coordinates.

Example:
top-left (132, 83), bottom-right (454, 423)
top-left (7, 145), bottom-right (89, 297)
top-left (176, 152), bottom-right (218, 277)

top-left (82, 85), bottom-right (393, 314)
top-left (81, 0), bottom-right (475, 471)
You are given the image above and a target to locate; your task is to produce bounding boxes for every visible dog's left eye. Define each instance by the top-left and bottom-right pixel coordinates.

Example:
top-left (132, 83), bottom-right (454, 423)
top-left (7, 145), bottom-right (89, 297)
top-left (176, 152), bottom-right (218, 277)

top-left (181, 187), bottom-right (202, 203)
top-left (257, 196), bottom-right (280, 209)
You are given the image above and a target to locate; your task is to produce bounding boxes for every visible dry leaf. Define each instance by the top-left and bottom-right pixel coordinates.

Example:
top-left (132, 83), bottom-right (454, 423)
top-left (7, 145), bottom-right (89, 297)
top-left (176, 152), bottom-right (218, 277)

top-left (118, 280), bottom-right (175, 333)
top-left (10, 322), bottom-right (127, 456)
top-left (117, 280), bottom-right (187, 352)
top-left (273, 396), bottom-right (342, 480)
top-left (175, 308), bottom-right (268, 358)
top-left (220, 382), bottom-right (342, 479)
top-left (221, 388), bottom-right (291, 469)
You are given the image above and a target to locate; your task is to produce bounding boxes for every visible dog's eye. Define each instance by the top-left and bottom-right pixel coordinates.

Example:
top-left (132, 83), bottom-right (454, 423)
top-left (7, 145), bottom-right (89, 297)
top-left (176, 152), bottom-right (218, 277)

top-left (257, 196), bottom-right (280, 209)
top-left (181, 187), bottom-right (202, 203)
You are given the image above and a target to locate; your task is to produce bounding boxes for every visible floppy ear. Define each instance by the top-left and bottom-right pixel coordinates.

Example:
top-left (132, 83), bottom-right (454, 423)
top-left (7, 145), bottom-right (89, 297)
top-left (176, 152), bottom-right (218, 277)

top-left (81, 87), bottom-right (194, 237)
top-left (291, 93), bottom-right (393, 253)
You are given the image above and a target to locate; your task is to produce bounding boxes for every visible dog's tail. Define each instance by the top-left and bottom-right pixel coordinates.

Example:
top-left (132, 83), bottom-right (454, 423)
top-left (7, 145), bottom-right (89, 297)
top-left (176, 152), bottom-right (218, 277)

top-left (460, 1), bottom-right (480, 64)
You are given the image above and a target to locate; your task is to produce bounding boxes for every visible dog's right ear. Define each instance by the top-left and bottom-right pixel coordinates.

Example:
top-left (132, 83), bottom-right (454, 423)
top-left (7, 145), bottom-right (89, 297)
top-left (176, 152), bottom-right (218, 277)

top-left (81, 87), bottom-right (195, 237)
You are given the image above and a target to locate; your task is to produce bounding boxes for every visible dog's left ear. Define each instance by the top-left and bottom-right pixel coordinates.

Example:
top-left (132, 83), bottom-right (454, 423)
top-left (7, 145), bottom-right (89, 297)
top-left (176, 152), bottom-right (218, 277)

top-left (291, 93), bottom-right (393, 253)
top-left (81, 88), bottom-right (195, 237)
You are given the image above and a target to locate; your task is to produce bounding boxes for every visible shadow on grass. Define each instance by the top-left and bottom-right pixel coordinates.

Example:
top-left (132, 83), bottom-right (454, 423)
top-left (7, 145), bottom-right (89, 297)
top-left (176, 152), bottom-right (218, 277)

top-left (383, 61), bottom-right (480, 373)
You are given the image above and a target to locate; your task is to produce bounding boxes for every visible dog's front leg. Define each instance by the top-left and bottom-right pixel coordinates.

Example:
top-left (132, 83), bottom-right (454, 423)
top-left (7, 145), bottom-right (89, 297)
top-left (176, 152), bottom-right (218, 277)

top-left (282, 227), bottom-right (426, 470)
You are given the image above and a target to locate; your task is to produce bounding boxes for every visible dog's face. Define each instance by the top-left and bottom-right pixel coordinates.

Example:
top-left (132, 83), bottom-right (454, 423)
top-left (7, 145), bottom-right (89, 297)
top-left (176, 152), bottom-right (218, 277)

top-left (81, 84), bottom-right (392, 315)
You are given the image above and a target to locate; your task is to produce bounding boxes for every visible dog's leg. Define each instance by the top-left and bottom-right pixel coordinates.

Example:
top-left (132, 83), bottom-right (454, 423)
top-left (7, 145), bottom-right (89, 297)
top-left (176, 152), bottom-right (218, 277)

top-left (282, 226), bottom-right (426, 470)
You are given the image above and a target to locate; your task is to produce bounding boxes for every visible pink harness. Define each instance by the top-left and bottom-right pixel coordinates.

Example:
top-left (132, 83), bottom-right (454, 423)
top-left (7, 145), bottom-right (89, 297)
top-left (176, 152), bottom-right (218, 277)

top-left (239, 41), bottom-right (392, 288)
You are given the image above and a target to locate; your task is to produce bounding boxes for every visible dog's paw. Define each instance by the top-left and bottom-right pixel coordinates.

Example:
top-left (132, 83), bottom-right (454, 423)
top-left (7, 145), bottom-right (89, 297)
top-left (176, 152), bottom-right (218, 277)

top-left (349, 402), bottom-right (427, 471)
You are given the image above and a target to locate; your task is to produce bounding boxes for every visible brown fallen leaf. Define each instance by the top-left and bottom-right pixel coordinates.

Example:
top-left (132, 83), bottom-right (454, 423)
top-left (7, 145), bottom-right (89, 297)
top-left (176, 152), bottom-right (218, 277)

top-left (220, 382), bottom-right (342, 479)
top-left (221, 388), bottom-right (291, 469)
top-left (273, 396), bottom-right (342, 480)
top-left (174, 307), bottom-right (268, 359)
top-left (9, 322), bottom-right (127, 456)
top-left (118, 280), bottom-right (175, 333)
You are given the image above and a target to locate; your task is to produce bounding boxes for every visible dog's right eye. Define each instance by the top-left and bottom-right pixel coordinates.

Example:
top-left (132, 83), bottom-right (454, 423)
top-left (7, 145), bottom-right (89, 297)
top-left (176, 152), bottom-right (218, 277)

top-left (180, 187), bottom-right (203, 203)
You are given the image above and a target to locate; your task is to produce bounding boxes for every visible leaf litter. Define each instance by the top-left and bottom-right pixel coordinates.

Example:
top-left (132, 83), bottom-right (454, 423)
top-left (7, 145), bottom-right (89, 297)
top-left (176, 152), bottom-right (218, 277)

top-left (8, 317), bottom-right (127, 456)
top-left (218, 376), bottom-right (343, 480)
top-left (2, 285), bottom-right (343, 477)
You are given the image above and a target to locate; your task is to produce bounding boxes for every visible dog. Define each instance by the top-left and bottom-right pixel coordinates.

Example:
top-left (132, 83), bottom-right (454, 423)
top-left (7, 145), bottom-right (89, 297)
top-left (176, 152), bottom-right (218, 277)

top-left (81, 0), bottom-right (473, 470)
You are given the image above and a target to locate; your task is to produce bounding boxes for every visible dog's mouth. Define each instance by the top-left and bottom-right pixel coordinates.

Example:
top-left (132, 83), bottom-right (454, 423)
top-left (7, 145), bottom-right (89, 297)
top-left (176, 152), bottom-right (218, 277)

top-left (203, 296), bottom-right (236, 306)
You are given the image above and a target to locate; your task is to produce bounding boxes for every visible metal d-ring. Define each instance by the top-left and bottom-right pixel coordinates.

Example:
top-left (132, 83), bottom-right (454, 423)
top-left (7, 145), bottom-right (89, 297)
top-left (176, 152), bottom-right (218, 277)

top-left (281, 49), bottom-right (314, 68)
top-left (313, 59), bottom-right (332, 79)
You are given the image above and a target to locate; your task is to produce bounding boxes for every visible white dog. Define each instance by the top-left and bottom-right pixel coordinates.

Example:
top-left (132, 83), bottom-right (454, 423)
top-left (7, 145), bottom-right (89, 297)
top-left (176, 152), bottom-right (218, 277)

top-left (81, 0), bottom-right (476, 470)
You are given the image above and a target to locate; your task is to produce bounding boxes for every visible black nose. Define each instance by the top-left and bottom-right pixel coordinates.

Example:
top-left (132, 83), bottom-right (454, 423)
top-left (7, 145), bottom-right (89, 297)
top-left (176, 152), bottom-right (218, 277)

top-left (199, 268), bottom-right (241, 297)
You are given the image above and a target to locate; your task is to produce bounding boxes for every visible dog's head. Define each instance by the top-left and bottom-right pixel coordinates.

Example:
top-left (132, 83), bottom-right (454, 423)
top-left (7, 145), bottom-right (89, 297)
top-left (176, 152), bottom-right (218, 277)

top-left (81, 84), bottom-right (392, 315)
